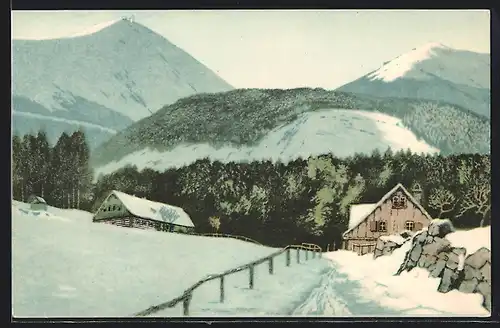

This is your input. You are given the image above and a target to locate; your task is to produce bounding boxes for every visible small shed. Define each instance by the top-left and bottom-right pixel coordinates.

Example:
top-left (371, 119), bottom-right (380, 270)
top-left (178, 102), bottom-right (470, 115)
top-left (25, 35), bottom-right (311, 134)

top-left (28, 195), bottom-right (48, 211)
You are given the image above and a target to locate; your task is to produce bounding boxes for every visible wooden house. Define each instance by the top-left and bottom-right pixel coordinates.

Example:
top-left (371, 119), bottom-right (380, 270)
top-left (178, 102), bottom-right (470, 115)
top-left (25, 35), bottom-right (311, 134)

top-left (28, 195), bottom-right (48, 211)
top-left (342, 183), bottom-right (432, 255)
top-left (92, 190), bottom-right (195, 233)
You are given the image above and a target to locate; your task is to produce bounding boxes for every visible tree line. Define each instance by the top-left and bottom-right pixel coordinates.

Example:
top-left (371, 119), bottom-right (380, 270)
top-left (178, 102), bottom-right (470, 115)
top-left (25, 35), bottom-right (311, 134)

top-left (13, 131), bottom-right (491, 250)
top-left (12, 130), bottom-right (94, 210)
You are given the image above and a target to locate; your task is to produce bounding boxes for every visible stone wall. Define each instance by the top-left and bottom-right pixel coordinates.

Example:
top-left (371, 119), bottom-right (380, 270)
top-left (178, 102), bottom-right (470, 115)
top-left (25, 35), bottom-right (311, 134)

top-left (373, 231), bottom-right (413, 259)
top-left (394, 219), bottom-right (491, 312)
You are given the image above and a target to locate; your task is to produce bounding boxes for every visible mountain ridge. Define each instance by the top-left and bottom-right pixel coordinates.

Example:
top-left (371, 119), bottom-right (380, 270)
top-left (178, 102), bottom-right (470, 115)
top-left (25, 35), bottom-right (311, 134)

top-left (337, 42), bottom-right (490, 118)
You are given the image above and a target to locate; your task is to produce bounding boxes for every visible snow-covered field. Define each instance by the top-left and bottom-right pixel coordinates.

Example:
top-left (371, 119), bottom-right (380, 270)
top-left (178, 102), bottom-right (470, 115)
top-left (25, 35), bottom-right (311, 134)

top-left (12, 200), bottom-right (489, 318)
top-left (94, 109), bottom-right (438, 177)
top-left (11, 201), bottom-right (327, 317)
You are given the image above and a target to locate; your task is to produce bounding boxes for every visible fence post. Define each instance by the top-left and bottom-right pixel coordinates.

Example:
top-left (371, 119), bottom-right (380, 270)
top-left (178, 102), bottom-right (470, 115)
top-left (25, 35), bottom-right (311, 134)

top-left (306, 250), bottom-right (309, 260)
top-left (296, 248), bottom-right (300, 263)
top-left (220, 276), bottom-right (225, 303)
top-left (183, 293), bottom-right (192, 316)
top-left (312, 250), bottom-right (316, 259)
top-left (249, 265), bottom-right (254, 289)
top-left (268, 257), bottom-right (274, 274)
top-left (286, 248), bottom-right (291, 267)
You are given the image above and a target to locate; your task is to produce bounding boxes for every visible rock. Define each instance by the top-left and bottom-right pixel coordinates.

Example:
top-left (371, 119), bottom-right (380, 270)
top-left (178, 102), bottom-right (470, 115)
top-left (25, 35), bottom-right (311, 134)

top-left (375, 238), bottom-right (385, 251)
top-left (382, 247), bottom-right (393, 256)
top-left (476, 281), bottom-right (491, 311)
top-left (406, 259), bottom-right (417, 272)
top-left (425, 236), bottom-right (434, 244)
top-left (373, 248), bottom-right (383, 259)
top-left (445, 252), bottom-right (459, 270)
top-left (385, 241), bottom-right (398, 248)
top-left (422, 238), bottom-right (452, 256)
top-left (415, 231), bottom-right (428, 244)
top-left (427, 219), bottom-right (455, 237)
top-left (464, 248), bottom-right (491, 269)
top-left (482, 294), bottom-right (491, 312)
top-left (418, 254), bottom-right (436, 269)
top-left (438, 252), bottom-right (449, 261)
top-left (430, 259), bottom-right (446, 278)
top-left (452, 247), bottom-right (467, 256)
top-left (410, 244), bottom-right (422, 262)
top-left (479, 261), bottom-right (491, 283)
top-left (463, 264), bottom-right (482, 281)
top-left (458, 277), bottom-right (479, 294)
top-left (438, 268), bottom-right (455, 293)
top-left (400, 231), bottom-right (413, 239)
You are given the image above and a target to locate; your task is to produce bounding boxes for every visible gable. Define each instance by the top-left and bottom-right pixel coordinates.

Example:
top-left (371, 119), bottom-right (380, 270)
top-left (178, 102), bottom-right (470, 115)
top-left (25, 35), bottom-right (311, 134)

top-left (343, 183), bottom-right (432, 237)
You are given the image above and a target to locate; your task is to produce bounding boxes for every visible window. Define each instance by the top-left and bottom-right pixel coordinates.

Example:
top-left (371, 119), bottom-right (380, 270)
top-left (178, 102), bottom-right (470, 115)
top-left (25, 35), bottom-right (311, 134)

top-left (405, 221), bottom-right (415, 231)
top-left (392, 191), bottom-right (407, 209)
top-left (108, 206), bottom-right (112, 211)
top-left (112, 205), bottom-right (116, 211)
top-left (378, 221), bottom-right (387, 232)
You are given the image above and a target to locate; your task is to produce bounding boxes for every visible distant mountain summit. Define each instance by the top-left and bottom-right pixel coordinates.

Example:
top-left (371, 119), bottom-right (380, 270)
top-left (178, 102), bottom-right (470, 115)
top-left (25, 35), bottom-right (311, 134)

top-left (337, 42), bottom-right (490, 118)
top-left (12, 19), bottom-right (233, 148)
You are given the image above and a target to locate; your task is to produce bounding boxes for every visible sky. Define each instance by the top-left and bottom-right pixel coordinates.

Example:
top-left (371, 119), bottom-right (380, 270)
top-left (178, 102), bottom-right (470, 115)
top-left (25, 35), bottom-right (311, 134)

top-left (11, 10), bottom-right (490, 89)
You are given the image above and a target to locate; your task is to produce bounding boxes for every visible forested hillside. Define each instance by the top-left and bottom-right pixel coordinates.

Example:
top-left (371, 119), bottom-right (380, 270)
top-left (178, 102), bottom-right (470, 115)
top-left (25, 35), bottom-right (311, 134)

top-left (91, 88), bottom-right (490, 168)
top-left (14, 131), bottom-right (490, 249)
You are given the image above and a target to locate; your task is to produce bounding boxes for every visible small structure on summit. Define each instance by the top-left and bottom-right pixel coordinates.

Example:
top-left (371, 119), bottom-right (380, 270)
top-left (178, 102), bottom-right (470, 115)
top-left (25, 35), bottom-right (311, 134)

top-left (28, 195), bottom-right (48, 211)
top-left (92, 190), bottom-right (195, 233)
top-left (342, 183), bottom-right (432, 255)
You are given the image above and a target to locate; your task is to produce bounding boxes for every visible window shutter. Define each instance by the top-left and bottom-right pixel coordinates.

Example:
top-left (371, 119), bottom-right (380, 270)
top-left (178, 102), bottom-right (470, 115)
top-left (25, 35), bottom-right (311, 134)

top-left (415, 222), bottom-right (424, 231)
top-left (369, 221), bottom-right (376, 232)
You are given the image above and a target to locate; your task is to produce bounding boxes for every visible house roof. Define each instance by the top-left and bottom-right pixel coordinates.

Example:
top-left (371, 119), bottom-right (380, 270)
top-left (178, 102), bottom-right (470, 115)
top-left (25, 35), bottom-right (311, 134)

top-left (28, 195), bottom-right (46, 204)
top-left (343, 183), bottom-right (432, 237)
top-left (348, 203), bottom-right (378, 230)
top-left (106, 190), bottom-right (195, 228)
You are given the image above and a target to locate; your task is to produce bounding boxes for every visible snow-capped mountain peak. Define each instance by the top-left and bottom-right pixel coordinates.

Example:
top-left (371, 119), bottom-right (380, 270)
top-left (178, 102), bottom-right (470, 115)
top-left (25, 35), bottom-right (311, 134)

top-left (367, 42), bottom-right (451, 82)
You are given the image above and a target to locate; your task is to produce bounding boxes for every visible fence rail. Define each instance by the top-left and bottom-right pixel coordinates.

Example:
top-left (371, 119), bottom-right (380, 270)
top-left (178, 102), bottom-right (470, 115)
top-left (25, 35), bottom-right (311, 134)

top-left (133, 243), bottom-right (323, 317)
top-left (189, 232), bottom-right (263, 245)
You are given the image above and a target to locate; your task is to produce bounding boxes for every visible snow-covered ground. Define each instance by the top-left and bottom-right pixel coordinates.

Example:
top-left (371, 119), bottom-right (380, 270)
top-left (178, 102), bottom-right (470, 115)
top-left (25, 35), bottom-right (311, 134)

top-left (12, 200), bottom-right (489, 317)
top-left (11, 201), bottom-right (327, 317)
top-left (94, 109), bottom-right (438, 177)
top-left (319, 227), bottom-right (490, 317)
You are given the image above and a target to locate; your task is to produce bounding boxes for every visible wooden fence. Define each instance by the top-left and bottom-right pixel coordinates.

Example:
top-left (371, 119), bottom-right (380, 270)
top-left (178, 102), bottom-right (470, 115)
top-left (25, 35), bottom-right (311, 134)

top-left (133, 243), bottom-right (323, 317)
top-left (189, 232), bottom-right (263, 245)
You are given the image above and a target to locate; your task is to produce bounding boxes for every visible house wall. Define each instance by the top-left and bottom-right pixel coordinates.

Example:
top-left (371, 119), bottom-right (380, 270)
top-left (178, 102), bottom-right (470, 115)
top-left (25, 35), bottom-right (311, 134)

top-left (93, 193), bottom-right (130, 221)
top-left (343, 188), bottom-right (430, 255)
top-left (96, 216), bottom-right (194, 234)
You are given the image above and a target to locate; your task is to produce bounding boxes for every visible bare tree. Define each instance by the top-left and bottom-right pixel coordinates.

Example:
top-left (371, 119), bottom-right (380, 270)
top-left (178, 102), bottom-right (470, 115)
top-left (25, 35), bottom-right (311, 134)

top-left (456, 182), bottom-right (491, 227)
top-left (208, 216), bottom-right (221, 233)
top-left (428, 187), bottom-right (457, 218)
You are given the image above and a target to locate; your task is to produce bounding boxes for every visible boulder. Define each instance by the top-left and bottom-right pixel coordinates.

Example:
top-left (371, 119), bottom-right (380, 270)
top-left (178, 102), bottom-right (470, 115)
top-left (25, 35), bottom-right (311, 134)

top-left (400, 230), bottom-right (413, 239)
top-left (452, 247), bottom-right (467, 256)
top-left (373, 248), bottom-right (383, 259)
top-left (430, 259), bottom-right (446, 278)
top-left (422, 238), bottom-right (452, 256)
top-left (382, 247), bottom-right (393, 256)
top-left (375, 238), bottom-right (385, 251)
top-left (438, 268), bottom-right (456, 293)
top-left (427, 219), bottom-right (455, 238)
top-left (418, 254), bottom-right (436, 269)
top-left (464, 248), bottom-right (491, 269)
top-left (425, 236), bottom-right (435, 244)
top-left (415, 231), bottom-right (428, 244)
top-left (476, 281), bottom-right (491, 312)
top-left (410, 244), bottom-right (422, 262)
top-left (445, 252), bottom-right (460, 270)
top-left (458, 277), bottom-right (479, 294)
top-left (479, 261), bottom-right (491, 283)
top-left (463, 264), bottom-right (482, 281)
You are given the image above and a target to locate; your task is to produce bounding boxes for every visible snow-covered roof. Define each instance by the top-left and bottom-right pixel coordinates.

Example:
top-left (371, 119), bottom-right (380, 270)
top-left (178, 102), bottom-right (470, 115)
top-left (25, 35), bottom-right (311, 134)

top-left (343, 183), bottom-right (433, 237)
top-left (28, 195), bottom-right (47, 204)
top-left (108, 190), bottom-right (194, 228)
top-left (348, 204), bottom-right (377, 230)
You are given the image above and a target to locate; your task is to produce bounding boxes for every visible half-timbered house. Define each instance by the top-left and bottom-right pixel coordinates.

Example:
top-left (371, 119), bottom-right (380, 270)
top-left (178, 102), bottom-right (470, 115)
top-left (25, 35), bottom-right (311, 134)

top-left (342, 183), bottom-right (432, 255)
top-left (92, 190), bottom-right (195, 233)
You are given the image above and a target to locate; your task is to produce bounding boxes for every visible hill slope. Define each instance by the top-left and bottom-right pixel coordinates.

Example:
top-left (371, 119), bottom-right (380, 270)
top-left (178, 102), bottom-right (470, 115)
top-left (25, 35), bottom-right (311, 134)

top-left (337, 43), bottom-right (490, 118)
top-left (90, 88), bottom-right (490, 174)
top-left (12, 19), bottom-right (233, 148)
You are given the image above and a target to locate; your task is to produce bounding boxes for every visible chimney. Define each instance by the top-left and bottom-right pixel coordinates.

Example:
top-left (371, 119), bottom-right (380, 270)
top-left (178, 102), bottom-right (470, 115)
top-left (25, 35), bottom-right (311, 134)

top-left (411, 183), bottom-right (423, 204)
